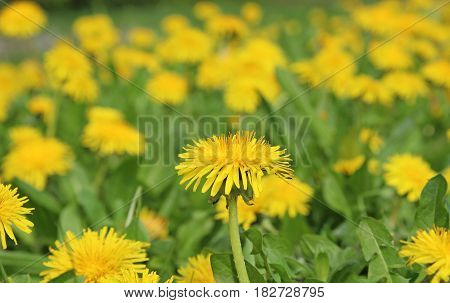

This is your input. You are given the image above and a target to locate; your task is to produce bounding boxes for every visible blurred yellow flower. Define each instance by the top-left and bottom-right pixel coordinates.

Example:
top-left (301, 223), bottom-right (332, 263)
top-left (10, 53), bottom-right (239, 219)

top-left (3, 128), bottom-right (73, 190)
top-left (196, 55), bottom-right (232, 90)
top-left (333, 155), bottom-right (365, 175)
top-left (112, 46), bottom-right (160, 79)
top-left (139, 208), bottom-right (169, 240)
top-left (41, 227), bottom-right (150, 283)
top-left (177, 254), bottom-right (215, 283)
top-left (359, 128), bottom-right (384, 153)
top-left (369, 41), bottom-right (413, 71)
top-left (193, 1), bottom-right (221, 21)
top-left (259, 175), bottom-right (313, 218)
top-left (0, 184), bottom-right (33, 249)
top-left (28, 95), bottom-right (55, 123)
top-left (353, 75), bottom-right (393, 105)
top-left (176, 131), bottom-right (293, 198)
top-left (128, 27), bottom-right (156, 48)
top-left (157, 28), bottom-right (213, 64)
top-left (45, 43), bottom-right (92, 83)
top-left (215, 196), bottom-right (261, 230)
top-left (399, 227), bottom-right (450, 283)
top-left (383, 154), bottom-right (435, 202)
top-left (422, 60), bottom-right (450, 89)
top-left (19, 59), bottom-right (45, 89)
top-left (73, 14), bottom-right (119, 55)
top-left (225, 78), bottom-right (260, 113)
top-left (0, 1), bottom-right (47, 38)
top-left (161, 14), bottom-right (190, 34)
top-left (383, 71), bottom-right (428, 102)
top-left (241, 2), bottom-right (263, 25)
top-left (82, 107), bottom-right (144, 156)
top-left (62, 75), bottom-right (99, 103)
top-left (146, 72), bottom-right (188, 105)
top-left (368, 159), bottom-right (380, 175)
top-left (207, 14), bottom-right (248, 39)
top-left (0, 63), bottom-right (23, 121)
top-left (9, 125), bottom-right (41, 145)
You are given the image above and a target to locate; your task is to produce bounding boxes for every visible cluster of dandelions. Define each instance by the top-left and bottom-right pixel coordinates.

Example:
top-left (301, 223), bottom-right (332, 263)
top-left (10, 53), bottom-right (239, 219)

top-left (0, 0), bottom-right (449, 284)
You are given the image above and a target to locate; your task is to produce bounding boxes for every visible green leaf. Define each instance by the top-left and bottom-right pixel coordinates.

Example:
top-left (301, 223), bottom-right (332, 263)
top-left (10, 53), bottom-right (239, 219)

top-left (15, 180), bottom-right (61, 214)
top-left (315, 252), bottom-right (329, 282)
top-left (0, 251), bottom-right (46, 275)
top-left (415, 174), bottom-right (448, 229)
top-left (211, 254), bottom-right (238, 283)
top-left (67, 165), bottom-right (111, 227)
top-left (0, 261), bottom-right (8, 283)
top-left (322, 175), bottom-right (352, 219)
top-left (245, 261), bottom-right (266, 283)
top-left (59, 204), bottom-right (84, 234)
top-left (263, 234), bottom-right (293, 281)
top-left (244, 228), bottom-right (263, 255)
top-left (357, 217), bottom-right (403, 282)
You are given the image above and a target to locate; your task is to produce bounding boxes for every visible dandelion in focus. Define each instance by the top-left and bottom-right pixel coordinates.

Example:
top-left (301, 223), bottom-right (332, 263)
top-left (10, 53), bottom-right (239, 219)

top-left (0, 184), bottom-right (33, 249)
top-left (41, 227), bottom-right (150, 283)
top-left (399, 227), bottom-right (450, 283)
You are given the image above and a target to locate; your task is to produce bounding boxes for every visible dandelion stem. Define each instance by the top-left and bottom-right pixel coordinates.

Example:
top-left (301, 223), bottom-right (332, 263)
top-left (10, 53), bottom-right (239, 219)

top-left (227, 195), bottom-right (250, 283)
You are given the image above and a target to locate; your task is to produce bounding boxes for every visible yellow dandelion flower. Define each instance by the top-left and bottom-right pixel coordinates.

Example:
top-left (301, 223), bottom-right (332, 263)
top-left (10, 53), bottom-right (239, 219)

top-left (196, 55), bottom-right (232, 90)
top-left (193, 1), bottom-right (221, 21)
top-left (62, 75), bottom-right (99, 103)
top-left (259, 175), bottom-right (313, 218)
top-left (383, 154), bottom-right (436, 202)
top-left (369, 41), bottom-right (413, 70)
top-left (241, 2), bottom-right (263, 25)
top-left (175, 131), bottom-right (293, 198)
top-left (157, 28), bottom-right (212, 64)
top-left (8, 125), bottom-right (42, 145)
top-left (82, 107), bottom-right (144, 156)
top-left (139, 208), bottom-right (169, 240)
top-left (353, 74), bottom-right (393, 105)
top-left (102, 268), bottom-right (170, 283)
top-left (41, 227), bottom-right (150, 283)
top-left (0, 1), bottom-right (47, 38)
top-left (359, 128), bottom-right (384, 153)
top-left (112, 46), bottom-right (160, 79)
top-left (368, 159), bottom-right (380, 175)
top-left (0, 63), bottom-right (23, 121)
top-left (177, 254), bottom-right (215, 283)
top-left (3, 129), bottom-right (73, 190)
top-left (128, 28), bottom-right (156, 48)
top-left (224, 78), bottom-right (260, 113)
top-left (146, 72), bottom-right (188, 105)
top-left (333, 155), bottom-right (365, 175)
top-left (383, 71), bottom-right (428, 102)
top-left (399, 227), bottom-right (450, 283)
top-left (28, 95), bottom-right (55, 124)
top-left (0, 184), bottom-right (33, 249)
top-left (422, 60), bottom-right (450, 89)
top-left (161, 14), bottom-right (190, 34)
top-left (44, 43), bottom-right (92, 83)
top-left (207, 14), bottom-right (248, 39)
top-left (215, 196), bottom-right (261, 230)
top-left (73, 14), bottom-right (118, 55)
top-left (19, 59), bottom-right (45, 89)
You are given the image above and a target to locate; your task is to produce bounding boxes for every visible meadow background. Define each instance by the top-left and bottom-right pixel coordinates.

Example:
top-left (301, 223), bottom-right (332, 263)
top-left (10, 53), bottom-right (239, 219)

top-left (0, 0), bottom-right (449, 283)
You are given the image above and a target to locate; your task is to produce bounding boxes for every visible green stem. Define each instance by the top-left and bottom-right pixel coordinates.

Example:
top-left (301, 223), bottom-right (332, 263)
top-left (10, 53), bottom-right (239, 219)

top-left (227, 196), bottom-right (250, 283)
